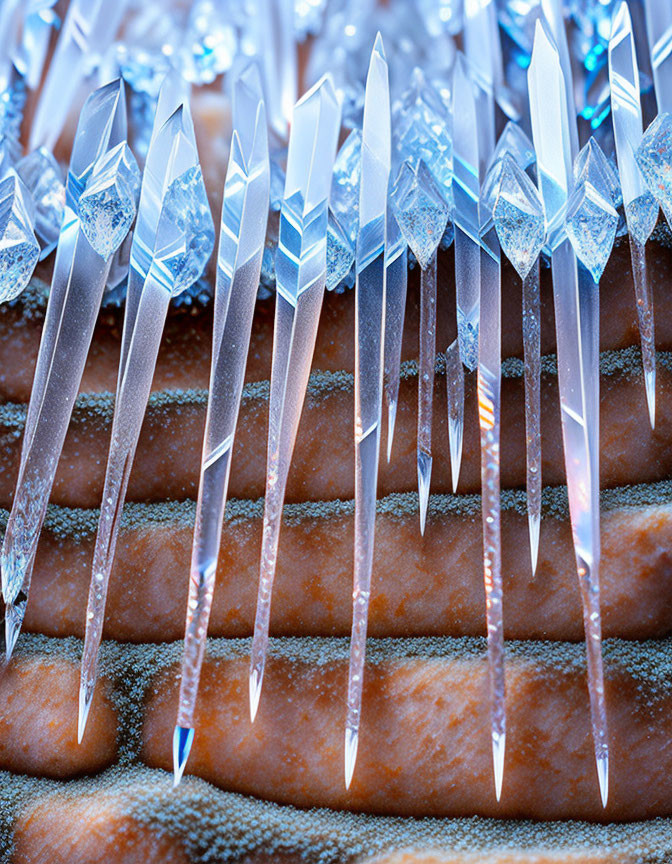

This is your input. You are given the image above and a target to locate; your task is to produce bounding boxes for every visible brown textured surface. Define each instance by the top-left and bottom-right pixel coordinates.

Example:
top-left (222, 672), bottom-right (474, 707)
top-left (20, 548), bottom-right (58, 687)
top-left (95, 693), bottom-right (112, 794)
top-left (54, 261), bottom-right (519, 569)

top-left (14, 491), bottom-right (672, 642)
top-left (0, 347), bottom-right (670, 508)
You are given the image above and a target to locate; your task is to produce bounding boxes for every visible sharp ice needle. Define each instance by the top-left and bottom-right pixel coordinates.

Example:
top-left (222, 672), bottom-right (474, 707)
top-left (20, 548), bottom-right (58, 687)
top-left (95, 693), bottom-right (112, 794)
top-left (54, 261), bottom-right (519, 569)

top-left (383, 211), bottom-right (407, 463)
top-left (609, 1), bottom-right (658, 428)
top-left (345, 34), bottom-right (390, 790)
top-left (249, 75), bottom-right (341, 722)
top-left (445, 339), bottom-right (464, 493)
top-left (522, 261), bottom-right (542, 575)
top-left (173, 67), bottom-right (270, 784)
top-left (79, 86), bottom-right (215, 741)
top-left (417, 250), bottom-right (437, 534)
top-left (1, 80), bottom-right (131, 661)
top-left (530, 20), bottom-right (609, 807)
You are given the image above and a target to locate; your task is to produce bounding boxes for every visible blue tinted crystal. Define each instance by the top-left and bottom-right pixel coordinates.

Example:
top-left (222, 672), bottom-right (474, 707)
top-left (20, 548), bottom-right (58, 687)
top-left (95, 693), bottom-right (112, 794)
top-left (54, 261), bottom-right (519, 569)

top-left (156, 165), bottom-right (215, 296)
top-left (492, 154), bottom-right (545, 279)
top-left (390, 159), bottom-right (449, 269)
top-left (330, 129), bottom-right (361, 244)
top-left (565, 179), bottom-right (618, 282)
top-left (326, 210), bottom-right (354, 290)
top-left (625, 192), bottom-right (659, 246)
top-left (78, 142), bottom-right (141, 261)
top-left (0, 174), bottom-right (40, 303)
top-left (635, 112), bottom-right (672, 225)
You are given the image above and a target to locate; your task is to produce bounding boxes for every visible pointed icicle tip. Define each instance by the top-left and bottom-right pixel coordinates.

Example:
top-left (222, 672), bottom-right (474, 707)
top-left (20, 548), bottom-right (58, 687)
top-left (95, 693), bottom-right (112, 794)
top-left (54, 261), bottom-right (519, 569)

top-left (492, 731), bottom-right (506, 802)
top-left (4, 601), bottom-right (24, 663)
top-left (386, 400), bottom-right (397, 463)
top-left (372, 31), bottom-right (386, 61)
top-left (249, 667), bottom-right (262, 723)
top-left (417, 450), bottom-right (432, 536)
top-left (344, 727), bottom-right (359, 790)
top-left (528, 513), bottom-right (541, 578)
top-left (597, 751), bottom-right (609, 808)
top-left (78, 681), bottom-right (94, 744)
top-left (173, 726), bottom-right (195, 788)
top-left (645, 366), bottom-right (656, 430)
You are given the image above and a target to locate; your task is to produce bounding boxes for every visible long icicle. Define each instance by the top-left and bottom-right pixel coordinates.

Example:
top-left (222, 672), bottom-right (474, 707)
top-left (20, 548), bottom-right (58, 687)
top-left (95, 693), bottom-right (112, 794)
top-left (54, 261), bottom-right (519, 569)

top-left (529, 19), bottom-right (609, 807)
top-left (383, 210), bottom-right (407, 463)
top-left (79, 89), bottom-right (215, 740)
top-left (1, 80), bottom-right (133, 660)
top-left (417, 250), bottom-right (437, 535)
top-left (345, 33), bottom-right (390, 790)
top-left (522, 261), bottom-right (542, 575)
top-left (249, 75), bottom-right (341, 723)
top-left (173, 66), bottom-right (270, 785)
top-left (445, 339), bottom-right (464, 493)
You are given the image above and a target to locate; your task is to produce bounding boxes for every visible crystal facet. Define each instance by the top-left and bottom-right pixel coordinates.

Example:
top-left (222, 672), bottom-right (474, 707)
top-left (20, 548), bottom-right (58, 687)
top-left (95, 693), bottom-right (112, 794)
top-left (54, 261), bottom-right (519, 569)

top-left (635, 113), bottom-right (672, 227)
top-left (566, 145), bottom-right (619, 283)
top-left (0, 173), bottom-right (40, 303)
top-left (492, 154), bottom-right (545, 280)
top-left (390, 159), bottom-right (449, 269)
top-left (78, 142), bottom-right (141, 261)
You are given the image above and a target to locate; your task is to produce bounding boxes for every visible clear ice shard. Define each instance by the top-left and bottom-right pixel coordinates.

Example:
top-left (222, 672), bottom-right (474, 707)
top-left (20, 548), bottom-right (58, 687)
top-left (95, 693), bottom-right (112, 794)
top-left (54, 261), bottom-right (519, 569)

top-left (326, 210), bottom-right (355, 291)
top-left (346, 33), bottom-right (390, 790)
top-left (390, 159), bottom-right (447, 532)
top-left (609, 1), bottom-right (658, 428)
top-left (529, 20), bottom-right (609, 808)
top-left (643, 0), bottom-right (672, 114)
top-left (79, 83), bottom-right (215, 740)
top-left (565, 140), bottom-right (619, 284)
top-left (174, 64), bottom-right (269, 785)
top-left (330, 128), bottom-right (362, 247)
top-left (452, 53), bottom-right (481, 373)
top-left (249, 75), bottom-right (340, 722)
top-left (491, 154), bottom-right (545, 575)
top-left (1, 80), bottom-right (130, 660)
top-left (29, 0), bottom-right (127, 152)
top-left (383, 201), bottom-right (407, 463)
top-left (492, 154), bottom-right (545, 281)
top-left (78, 142), bottom-right (141, 261)
top-left (445, 339), bottom-right (464, 493)
top-left (0, 172), bottom-right (40, 303)
top-left (16, 147), bottom-right (66, 259)
top-left (257, 0), bottom-right (296, 139)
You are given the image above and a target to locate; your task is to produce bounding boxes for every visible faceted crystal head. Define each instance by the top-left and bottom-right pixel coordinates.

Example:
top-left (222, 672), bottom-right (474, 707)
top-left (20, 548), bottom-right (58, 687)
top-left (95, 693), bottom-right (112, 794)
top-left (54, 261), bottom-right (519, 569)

top-left (0, 173), bottom-right (40, 303)
top-left (326, 210), bottom-right (354, 290)
top-left (565, 177), bottom-right (619, 282)
top-left (390, 159), bottom-right (449, 269)
top-left (625, 193), bottom-right (659, 246)
top-left (574, 137), bottom-right (621, 210)
top-left (155, 163), bottom-right (215, 296)
top-left (393, 66), bottom-right (452, 204)
top-left (78, 142), bottom-right (141, 261)
top-left (635, 112), bottom-right (672, 226)
top-left (69, 79), bottom-right (128, 184)
top-left (492, 154), bottom-right (545, 280)
top-left (16, 147), bottom-right (65, 255)
top-left (330, 128), bottom-right (362, 244)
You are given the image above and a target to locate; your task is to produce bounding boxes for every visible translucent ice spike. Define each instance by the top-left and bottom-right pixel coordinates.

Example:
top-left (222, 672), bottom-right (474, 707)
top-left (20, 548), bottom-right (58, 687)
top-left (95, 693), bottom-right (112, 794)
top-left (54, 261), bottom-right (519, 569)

top-left (491, 154), bottom-right (546, 574)
top-left (643, 0), bottom-right (672, 114)
top-left (79, 94), bottom-right (215, 741)
top-left (529, 21), bottom-right (609, 808)
top-left (452, 54), bottom-right (481, 373)
top-left (383, 205), bottom-right (407, 463)
top-left (258, 0), bottom-right (296, 138)
top-left (522, 263), bottom-right (542, 574)
top-left (173, 69), bottom-right (270, 785)
top-left (609, 2), bottom-right (659, 428)
top-left (1, 80), bottom-right (131, 659)
top-left (29, 0), bottom-right (127, 151)
top-left (389, 160), bottom-right (448, 530)
top-left (345, 34), bottom-right (390, 791)
top-left (249, 75), bottom-right (341, 723)
top-left (445, 340), bottom-right (464, 494)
